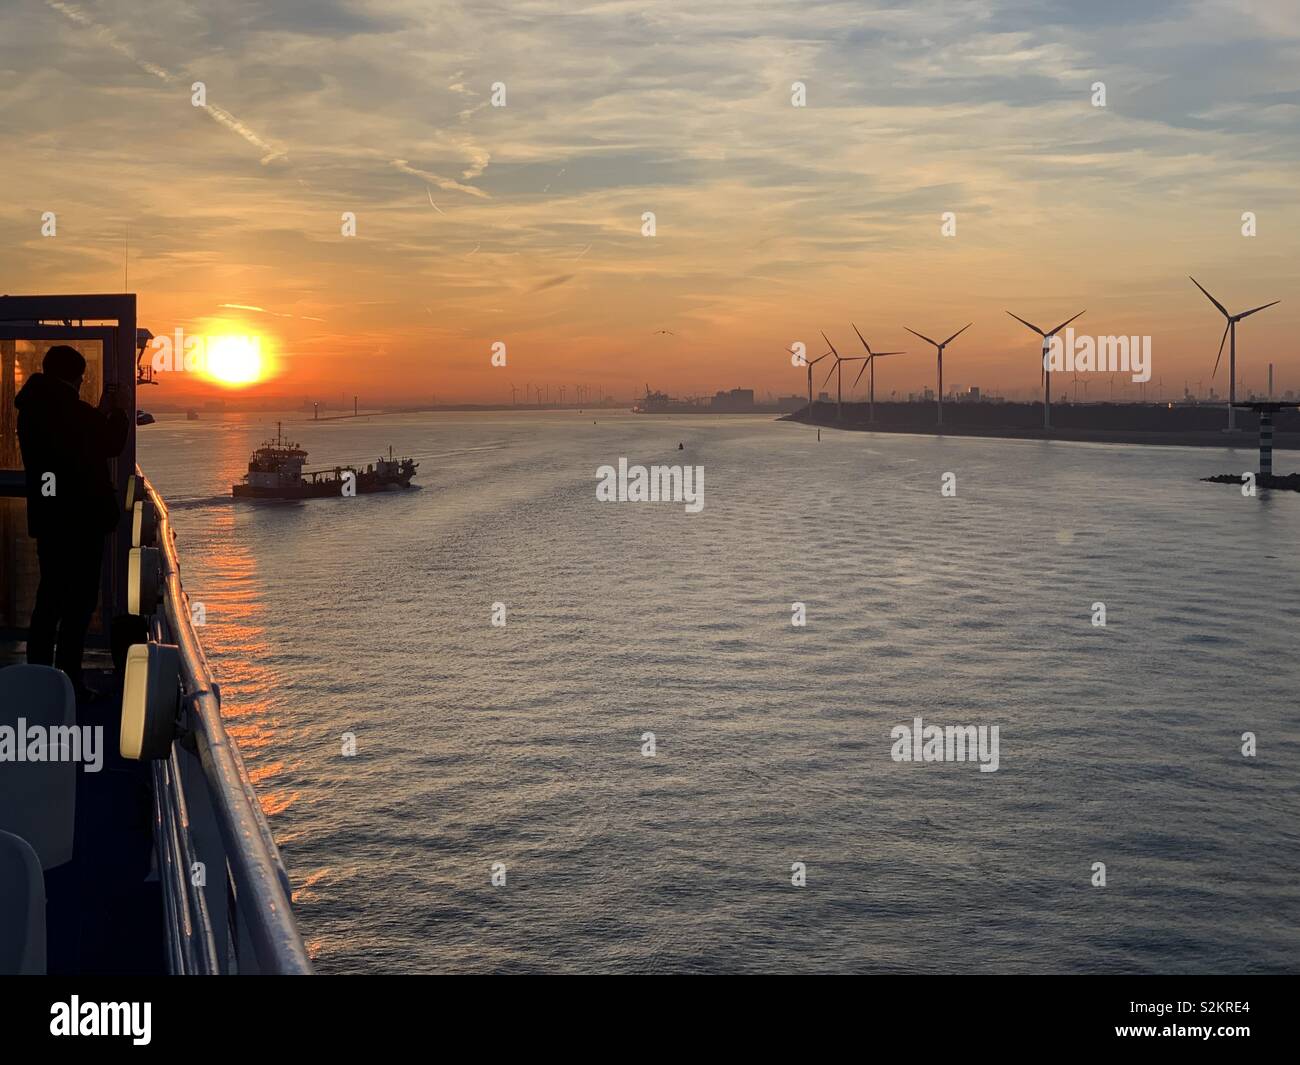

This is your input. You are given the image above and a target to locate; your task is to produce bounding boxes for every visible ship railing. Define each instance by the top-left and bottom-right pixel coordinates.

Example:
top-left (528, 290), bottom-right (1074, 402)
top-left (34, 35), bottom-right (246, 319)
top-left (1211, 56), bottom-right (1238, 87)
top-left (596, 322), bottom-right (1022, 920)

top-left (138, 468), bottom-right (313, 975)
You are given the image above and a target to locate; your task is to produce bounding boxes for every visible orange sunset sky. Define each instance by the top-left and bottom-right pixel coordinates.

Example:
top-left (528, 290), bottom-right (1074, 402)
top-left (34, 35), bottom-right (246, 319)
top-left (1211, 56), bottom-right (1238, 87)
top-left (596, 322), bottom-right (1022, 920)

top-left (4, 0), bottom-right (1299, 405)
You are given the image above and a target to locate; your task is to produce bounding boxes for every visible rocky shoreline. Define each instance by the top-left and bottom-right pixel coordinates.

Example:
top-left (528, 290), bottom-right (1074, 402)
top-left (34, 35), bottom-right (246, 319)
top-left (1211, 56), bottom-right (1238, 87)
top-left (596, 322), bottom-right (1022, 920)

top-left (1202, 473), bottom-right (1300, 492)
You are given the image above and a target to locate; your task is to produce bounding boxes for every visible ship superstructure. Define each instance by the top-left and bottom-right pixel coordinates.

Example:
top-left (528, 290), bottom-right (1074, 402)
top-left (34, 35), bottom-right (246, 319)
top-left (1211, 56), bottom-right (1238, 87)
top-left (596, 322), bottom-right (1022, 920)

top-left (1, 293), bottom-right (311, 975)
top-left (233, 424), bottom-right (417, 499)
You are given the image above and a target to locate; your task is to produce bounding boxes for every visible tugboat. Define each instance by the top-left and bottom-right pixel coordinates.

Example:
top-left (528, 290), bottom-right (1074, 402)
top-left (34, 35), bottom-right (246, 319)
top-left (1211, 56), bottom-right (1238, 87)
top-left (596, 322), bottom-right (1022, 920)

top-left (232, 422), bottom-right (418, 499)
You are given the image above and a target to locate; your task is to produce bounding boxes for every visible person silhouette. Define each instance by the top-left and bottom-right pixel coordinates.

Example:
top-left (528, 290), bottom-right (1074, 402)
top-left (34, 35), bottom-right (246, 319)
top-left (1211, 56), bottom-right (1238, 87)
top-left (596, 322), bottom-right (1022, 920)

top-left (15, 345), bottom-right (129, 701)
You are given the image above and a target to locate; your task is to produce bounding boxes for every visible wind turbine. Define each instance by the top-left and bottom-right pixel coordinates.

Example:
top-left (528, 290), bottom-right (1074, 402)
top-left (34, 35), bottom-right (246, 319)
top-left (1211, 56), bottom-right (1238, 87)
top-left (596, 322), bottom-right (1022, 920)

top-left (1189, 277), bottom-right (1279, 431)
top-left (820, 332), bottom-right (866, 420)
top-left (1006, 309), bottom-right (1085, 429)
top-left (904, 323), bottom-right (971, 426)
top-left (791, 345), bottom-right (833, 411)
top-left (849, 323), bottom-right (904, 424)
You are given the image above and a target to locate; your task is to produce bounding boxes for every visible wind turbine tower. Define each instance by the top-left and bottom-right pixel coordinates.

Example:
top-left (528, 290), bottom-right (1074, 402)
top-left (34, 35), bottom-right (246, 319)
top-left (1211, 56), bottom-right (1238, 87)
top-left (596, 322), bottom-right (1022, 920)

top-left (793, 345), bottom-right (833, 412)
top-left (904, 323), bottom-right (971, 426)
top-left (849, 323), bottom-right (904, 424)
top-left (1006, 309), bottom-right (1085, 430)
top-left (820, 331), bottom-right (866, 421)
top-left (1190, 277), bottom-right (1279, 430)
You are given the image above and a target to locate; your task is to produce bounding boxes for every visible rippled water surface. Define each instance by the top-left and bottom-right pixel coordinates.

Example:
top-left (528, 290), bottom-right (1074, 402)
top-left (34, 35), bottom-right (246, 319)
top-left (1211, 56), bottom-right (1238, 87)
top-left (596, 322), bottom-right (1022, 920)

top-left (139, 411), bottom-right (1300, 973)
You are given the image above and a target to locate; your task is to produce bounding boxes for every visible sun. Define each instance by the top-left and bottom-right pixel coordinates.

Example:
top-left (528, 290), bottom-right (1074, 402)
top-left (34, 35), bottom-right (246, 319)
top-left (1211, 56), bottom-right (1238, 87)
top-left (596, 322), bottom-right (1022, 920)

top-left (203, 334), bottom-right (264, 387)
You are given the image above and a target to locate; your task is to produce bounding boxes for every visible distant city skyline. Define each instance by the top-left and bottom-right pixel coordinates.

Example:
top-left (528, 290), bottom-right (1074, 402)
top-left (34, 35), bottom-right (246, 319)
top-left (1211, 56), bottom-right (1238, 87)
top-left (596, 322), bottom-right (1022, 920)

top-left (4, 1), bottom-right (1297, 404)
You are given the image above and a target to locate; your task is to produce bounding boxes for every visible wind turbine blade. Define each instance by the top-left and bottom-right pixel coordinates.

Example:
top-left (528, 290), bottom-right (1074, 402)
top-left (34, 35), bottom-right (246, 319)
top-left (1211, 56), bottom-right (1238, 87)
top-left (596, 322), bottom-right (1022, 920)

top-left (852, 361), bottom-right (868, 389)
top-left (1237, 299), bottom-right (1280, 320)
top-left (1049, 310), bottom-right (1086, 335)
top-left (942, 322), bottom-right (972, 346)
top-left (875, 351), bottom-right (904, 357)
top-left (851, 322), bottom-right (871, 354)
top-left (1189, 276), bottom-right (1230, 318)
top-left (822, 363), bottom-right (837, 388)
top-left (820, 330), bottom-right (840, 358)
top-left (905, 327), bottom-right (938, 347)
top-left (1006, 311), bottom-right (1045, 336)
top-left (809, 353), bottom-right (831, 365)
top-left (1212, 322), bottom-right (1229, 378)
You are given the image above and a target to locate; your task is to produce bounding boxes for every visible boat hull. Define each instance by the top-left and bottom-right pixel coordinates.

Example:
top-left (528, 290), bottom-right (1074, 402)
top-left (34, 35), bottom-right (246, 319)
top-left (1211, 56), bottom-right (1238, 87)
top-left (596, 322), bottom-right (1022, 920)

top-left (233, 473), bottom-right (415, 499)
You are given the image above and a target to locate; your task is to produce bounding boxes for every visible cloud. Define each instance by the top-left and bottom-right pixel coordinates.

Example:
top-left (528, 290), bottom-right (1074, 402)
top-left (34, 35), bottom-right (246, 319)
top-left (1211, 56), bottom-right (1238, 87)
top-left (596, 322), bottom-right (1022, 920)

top-left (392, 159), bottom-right (488, 199)
top-left (218, 303), bottom-right (325, 322)
top-left (202, 103), bottom-right (287, 165)
top-left (43, 0), bottom-right (170, 81)
top-left (43, 0), bottom-right (286, 164)
top-left (529, 273), bottom-right (577, 293)
top-left (5, 0), bottom-right (1299, 400)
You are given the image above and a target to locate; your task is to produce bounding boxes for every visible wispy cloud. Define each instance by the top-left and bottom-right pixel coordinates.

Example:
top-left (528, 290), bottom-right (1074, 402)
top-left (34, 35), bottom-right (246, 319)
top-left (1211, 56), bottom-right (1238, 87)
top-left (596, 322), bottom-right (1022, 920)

top-left (218, 303), bottom-right (325, 322)
top-left (43, 0), bottom-right (287, 164)
top-left (529, 273), bottom-right (577, 293)
top-left (7, 0), bottom-right (1300, 401)
top-left (392, 159), bottom-right (488, 199)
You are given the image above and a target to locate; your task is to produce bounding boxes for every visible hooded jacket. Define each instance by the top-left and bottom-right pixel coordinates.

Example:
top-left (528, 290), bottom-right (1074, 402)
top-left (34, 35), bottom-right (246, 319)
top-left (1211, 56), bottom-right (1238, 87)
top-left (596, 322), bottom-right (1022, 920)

top-left (14, 372), bottom-right (129, 539)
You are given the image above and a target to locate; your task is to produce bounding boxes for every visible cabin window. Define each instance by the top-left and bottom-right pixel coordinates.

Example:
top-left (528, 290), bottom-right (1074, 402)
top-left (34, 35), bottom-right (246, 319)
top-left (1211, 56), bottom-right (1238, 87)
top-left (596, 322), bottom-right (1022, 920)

top-left (0, 339), bottom-right (105, 636)
top-left (0, 339), bottom-right (105, 470)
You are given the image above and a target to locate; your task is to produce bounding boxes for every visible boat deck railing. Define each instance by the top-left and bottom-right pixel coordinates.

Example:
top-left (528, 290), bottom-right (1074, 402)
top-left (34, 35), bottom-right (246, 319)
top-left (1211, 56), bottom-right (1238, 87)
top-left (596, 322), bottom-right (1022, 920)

top-left (140, 468), bottom-right (312, 974)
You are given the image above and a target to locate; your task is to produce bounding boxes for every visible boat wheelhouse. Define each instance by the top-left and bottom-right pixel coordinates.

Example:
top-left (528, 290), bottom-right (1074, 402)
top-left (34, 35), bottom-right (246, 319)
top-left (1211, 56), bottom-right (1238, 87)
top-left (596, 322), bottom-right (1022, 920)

top-left (241, 423), bottom-right (309, 493)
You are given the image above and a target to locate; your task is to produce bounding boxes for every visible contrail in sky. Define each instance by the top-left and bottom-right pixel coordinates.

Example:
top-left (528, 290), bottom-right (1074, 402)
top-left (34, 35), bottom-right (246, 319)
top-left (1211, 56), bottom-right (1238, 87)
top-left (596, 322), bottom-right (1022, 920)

top-left (44, 0), bottom-right (286, 164)
top-left (218, 302), bottom-right (325, 322)
top-left (393, 159), bottom-right (488, 199)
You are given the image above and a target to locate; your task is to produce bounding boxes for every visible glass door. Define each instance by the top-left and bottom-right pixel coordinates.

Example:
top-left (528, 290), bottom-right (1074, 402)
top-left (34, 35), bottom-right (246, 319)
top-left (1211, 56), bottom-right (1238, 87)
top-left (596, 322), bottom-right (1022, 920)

top-left (0, 326), bottom-right (119, 642)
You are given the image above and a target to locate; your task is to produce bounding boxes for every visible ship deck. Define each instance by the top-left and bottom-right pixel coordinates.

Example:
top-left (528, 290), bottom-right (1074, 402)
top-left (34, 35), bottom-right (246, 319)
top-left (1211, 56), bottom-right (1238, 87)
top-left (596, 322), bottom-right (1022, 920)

top-left (2, 641), bottom-right (167, 974)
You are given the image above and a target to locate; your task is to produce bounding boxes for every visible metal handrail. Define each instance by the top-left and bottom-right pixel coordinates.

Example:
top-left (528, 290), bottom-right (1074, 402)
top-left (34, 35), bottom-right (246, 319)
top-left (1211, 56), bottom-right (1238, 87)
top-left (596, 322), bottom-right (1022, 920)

top-left (138, 469), bottom-right (313, 974)
top-left (151, 749), bottom-right (222, 973)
